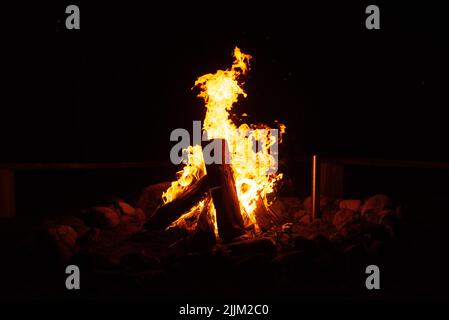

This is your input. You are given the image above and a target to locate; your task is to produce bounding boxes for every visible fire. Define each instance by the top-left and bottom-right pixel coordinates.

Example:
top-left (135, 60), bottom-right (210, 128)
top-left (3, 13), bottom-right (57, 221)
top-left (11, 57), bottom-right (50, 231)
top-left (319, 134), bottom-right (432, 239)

top-left (163, 47), bottom-right (284, 233)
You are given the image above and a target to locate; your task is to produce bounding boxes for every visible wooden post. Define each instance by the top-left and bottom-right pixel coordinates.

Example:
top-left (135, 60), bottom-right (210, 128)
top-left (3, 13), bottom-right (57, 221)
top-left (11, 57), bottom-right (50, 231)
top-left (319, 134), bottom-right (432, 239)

top-left (0, 168), bottom-right (15, 218)
top-left (320, 162), bottom-right (344, 199)
top-left (312, 155), bottom-right (320, 220)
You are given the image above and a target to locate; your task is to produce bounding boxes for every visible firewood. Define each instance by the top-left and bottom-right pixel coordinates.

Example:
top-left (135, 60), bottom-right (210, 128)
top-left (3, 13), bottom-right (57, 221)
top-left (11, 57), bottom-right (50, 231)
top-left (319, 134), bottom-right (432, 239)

top-left (190, 205), bottom-right (216, 251)
top-left (253, 195), bottom-right (276, 231)
top-left (144, 175), bottom-right (209, 231)
top-left (203, 139), bottom-right (245, 242)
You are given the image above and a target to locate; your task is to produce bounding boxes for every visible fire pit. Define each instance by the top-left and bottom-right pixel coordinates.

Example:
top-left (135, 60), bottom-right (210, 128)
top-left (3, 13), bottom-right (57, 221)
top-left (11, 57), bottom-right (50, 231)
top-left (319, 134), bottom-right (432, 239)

top-left (15, 48), bottom-right (406, 300)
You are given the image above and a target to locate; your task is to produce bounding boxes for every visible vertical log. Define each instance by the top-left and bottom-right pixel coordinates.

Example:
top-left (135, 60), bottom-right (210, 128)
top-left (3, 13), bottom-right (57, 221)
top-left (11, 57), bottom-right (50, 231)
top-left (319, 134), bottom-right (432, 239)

top-left (203, 139), bottom-right (245, 242)
top-left (0, 168), bottom-right (15, 218)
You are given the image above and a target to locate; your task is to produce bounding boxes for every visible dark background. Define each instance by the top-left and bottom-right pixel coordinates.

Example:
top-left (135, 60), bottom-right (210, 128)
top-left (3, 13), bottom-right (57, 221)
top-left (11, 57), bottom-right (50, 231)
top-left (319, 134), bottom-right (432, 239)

top-left (3, 3), bottom-right (449, 163)
top-left (0, 3), bottom-right (446, 219)
top-left (0, 2), bottom-right (449, 303)
top-left (0, 3), bottom-right (447, 215)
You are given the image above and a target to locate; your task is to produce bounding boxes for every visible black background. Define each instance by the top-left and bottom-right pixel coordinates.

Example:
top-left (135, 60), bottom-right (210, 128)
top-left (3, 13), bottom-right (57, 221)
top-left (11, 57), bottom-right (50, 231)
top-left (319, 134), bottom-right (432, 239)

top-left (0, 1), bottom-right (448, 307)
top-left (3, 3), bottom-right (448, 163)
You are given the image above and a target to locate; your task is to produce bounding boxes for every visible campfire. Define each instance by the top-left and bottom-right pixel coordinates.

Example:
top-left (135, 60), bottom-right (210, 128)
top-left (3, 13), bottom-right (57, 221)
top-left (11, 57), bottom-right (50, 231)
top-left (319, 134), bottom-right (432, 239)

top-left (145, 47), bottom-right (285, 242)
top-left (17, 47), bottom-right (406, 301)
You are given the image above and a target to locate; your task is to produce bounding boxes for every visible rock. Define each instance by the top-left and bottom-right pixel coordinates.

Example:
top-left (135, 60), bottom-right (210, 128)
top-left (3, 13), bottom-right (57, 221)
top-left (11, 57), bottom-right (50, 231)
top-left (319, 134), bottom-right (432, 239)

top-left (117, 200), bottom-right (136, 216)
top-left (321, 204), bottom-right (339, 223)
top-left (339, 199), bottom-right (362, 212)
top-left (361, 194), bottom-right (393, 215)
top-left (137, 181), bottom-right (172, 218)
top-left (40, 225), bottom-right (79, 263)
top-left (363, 209), bottom-right (379, 224)
top-left (120, 208), bottom-right (146, 226)
top-left (379, 210), bottom-right (399, 225)
top-left (333, 209), bottom-right (358, 230)
top-left (136, 208), bottom-right (146, 220)
top-left (72, 223), bottom-right (89, 239)
top-left (46, 225), bottom-right (78, 248)
top-left (364, 209), bottom-right (393, 224)
top-left (54, 216), bottom-right (84, 228)
top-left (303, 195), bottom-right (331, 214)
top-left (54, 216), bottom-right (89, 238)
top-left (298, 214), bottom-right (312, 225)
top-left (339, 221), bottom-right (364, 238)
top-left (85, 207), bottom-right (120, 229)
top-left (292, 209), bottom-right (307, 221)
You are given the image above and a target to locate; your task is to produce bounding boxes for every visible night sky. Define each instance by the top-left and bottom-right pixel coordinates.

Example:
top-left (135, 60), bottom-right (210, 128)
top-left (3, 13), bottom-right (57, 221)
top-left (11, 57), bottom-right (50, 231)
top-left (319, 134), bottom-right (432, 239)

top-left (2, 4), bottom-right (448, 163)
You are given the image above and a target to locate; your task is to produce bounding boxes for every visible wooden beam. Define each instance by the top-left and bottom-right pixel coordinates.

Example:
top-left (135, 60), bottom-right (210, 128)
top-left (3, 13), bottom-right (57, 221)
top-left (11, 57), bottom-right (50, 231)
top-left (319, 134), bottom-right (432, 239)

top-left (0, 169), bottom-right (15, 218)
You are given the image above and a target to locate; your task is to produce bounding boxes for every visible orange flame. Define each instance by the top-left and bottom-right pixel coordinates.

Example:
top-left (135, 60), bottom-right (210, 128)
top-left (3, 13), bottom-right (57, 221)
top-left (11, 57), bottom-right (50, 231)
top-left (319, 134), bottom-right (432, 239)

top-left (163, 47), bottom-right (284, 233)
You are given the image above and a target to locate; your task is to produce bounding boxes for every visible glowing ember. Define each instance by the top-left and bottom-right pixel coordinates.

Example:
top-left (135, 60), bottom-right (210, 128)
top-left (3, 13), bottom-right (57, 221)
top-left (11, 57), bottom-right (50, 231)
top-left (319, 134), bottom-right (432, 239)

top-left (163, 47), bottom-right (285, 233)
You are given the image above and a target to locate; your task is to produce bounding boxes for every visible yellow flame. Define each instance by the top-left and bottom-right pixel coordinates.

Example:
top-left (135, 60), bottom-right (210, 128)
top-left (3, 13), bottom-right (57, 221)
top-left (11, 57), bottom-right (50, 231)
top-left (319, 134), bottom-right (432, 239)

top-left (163, 47), bottom-right (284, 233)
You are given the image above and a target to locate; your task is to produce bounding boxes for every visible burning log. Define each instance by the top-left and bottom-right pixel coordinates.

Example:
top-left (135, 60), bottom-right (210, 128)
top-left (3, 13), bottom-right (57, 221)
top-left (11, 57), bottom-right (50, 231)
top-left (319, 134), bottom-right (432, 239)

top-left (144, 175), bottom-right (209, 231)
top-left (253, 195), bottom-right (276, 231)
top-left (203, 139), bottom-right (245, 242)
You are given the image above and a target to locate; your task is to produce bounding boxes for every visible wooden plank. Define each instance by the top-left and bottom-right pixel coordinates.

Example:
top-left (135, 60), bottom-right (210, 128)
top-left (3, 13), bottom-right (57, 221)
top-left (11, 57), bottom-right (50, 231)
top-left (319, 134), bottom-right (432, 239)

top-left (0, 169), bottom-right (15, 218)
